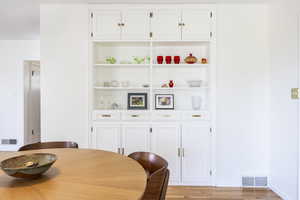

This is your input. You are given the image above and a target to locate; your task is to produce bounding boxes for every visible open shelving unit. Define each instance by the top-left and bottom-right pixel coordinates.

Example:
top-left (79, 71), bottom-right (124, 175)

top-left (90, 40), bottom-right (214, 112)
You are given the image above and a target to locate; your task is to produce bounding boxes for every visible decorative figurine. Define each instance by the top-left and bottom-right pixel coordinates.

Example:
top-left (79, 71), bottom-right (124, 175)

top-left (184, 53), bottom-right (197, 64)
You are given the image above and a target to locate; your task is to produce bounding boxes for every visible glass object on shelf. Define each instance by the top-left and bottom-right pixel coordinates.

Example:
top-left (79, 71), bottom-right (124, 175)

top-left (133, 56), bottom-right (145, 64)
top-left (121, 81), bottom-right (130, 87)
top-left (97, 96), bottom-right (105, 109)
top-left (105, 57), bottom-right (117, 64)
top-left (110, 80), bottom-right (119, 87)
top-left (192, 96), bottom-right (202, 110)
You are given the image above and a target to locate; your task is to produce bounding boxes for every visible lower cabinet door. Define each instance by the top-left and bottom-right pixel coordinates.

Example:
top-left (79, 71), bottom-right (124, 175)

top-left (92, 124), bottom-right (121, 153)
top-left (122, 124), bottom-right (150, 156)
top-left (151, 124), bottom-right (181, 184)
top-left (181, 125), bottom-right (211, 185)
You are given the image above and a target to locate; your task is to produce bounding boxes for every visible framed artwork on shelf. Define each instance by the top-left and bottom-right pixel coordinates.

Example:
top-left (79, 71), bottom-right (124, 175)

top-left (128, 93), bottom-right (148, 110)
top-left (155, 94), bottom-right (174, 110)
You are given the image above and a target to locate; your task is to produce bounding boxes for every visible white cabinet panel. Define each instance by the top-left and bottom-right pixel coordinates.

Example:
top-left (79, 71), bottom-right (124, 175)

top-left (151, 124), bottom-right (181, 184)
top-left (182, 9), bottom-right (212, 41)
top-left (182, 125), bottom-right (211, 185)
top-left (151, 9), bottom-right (181, 40)
top-left (122, 9), bottom-right (150, 40)
top-left (93, 124), bottom-right (120, 153)
top-left (122, 125), bottom-right (150, 155)
top-left (92, 10), bottom-right (121, 40)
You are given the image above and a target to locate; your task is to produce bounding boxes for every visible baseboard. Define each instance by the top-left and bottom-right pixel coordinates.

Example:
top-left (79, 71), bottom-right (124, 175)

top-left (269, 184), bottom-right (289, 200)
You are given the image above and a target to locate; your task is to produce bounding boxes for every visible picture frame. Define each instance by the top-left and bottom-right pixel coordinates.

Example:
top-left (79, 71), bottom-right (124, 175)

top-left (128, 93), bottom-right (148, 110)
top-left (155, 94), bottom-right (174, 110)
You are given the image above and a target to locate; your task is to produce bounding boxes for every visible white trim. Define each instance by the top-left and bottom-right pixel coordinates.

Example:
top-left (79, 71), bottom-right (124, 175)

top-left (298, 13), bottom-right (300, 200)
top-left (269, 184), bottom-right (290, 200)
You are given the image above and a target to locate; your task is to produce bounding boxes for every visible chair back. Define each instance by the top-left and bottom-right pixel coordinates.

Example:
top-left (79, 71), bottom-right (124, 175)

top-left (128, 152), bottom-right (169, 200)
top-left (18, 141), bottom-right (79, 151)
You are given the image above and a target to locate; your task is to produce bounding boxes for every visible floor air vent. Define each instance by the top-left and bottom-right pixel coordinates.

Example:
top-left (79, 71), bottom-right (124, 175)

top-left (1, 139), bottom-right (17, 145)
top-left (242, 176), bottom-right (267, 187)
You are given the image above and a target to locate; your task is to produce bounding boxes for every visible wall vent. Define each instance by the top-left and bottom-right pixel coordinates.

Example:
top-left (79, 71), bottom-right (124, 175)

top-left (242, 176), bottom-right (267, 187)
top-left (1, 139), bottom-right (17, 145)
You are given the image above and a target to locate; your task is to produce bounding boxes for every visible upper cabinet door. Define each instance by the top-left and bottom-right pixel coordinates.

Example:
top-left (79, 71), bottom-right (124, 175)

top-left (151, 9), bottom-right (181, 41)
top-left (181, 9), bottom-right (212, 41)
top-left (92, 10), bottom-right (121, 40)
top-left (181, 125), bottom-right (211, 185)
top-left (122, 9), bottom-right (151, 40)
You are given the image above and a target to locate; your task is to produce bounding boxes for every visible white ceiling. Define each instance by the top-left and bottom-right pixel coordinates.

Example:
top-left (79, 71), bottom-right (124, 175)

top-left (0, 0), bottom-right (40, 40)
top-left (0, 0), bottom-right (270, 40)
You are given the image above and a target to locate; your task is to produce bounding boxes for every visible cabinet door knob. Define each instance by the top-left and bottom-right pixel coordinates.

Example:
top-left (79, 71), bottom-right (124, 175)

top-left (121, 23), bottom-right (125, 26)
top-left (182, 148), bottom-right (185, 157)
top-left (178, 22), bottom-right (182, 26)
top-left (117, 23), bottom-right (121, 26)
top-left (178, 148), bottom-right (181, 157)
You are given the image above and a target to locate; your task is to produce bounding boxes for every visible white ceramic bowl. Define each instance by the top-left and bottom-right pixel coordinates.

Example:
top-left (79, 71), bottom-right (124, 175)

top-left (187, 80), bottom-right (202, 87)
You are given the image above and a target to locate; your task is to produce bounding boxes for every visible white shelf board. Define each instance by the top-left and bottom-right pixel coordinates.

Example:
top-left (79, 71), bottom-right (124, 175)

top-left (92, 40), bottom-right (151, 43)
top-left (94, 64), bottom-right (150, 67)
top-left (152, 64), bottom-right (209, 67)
top-left (152, 87), bottom-right (209, 90)
top-left (94, 86), bottom-right (150, 90)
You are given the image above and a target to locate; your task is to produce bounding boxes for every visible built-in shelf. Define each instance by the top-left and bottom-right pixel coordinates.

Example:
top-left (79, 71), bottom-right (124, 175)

top-left (94, 64), bottom-right (150, 67)
top-left (152, 64), bottom-right (209, 67)
top-left (94, 86), bottom-right (150, 90)
top-left (153, 87), bottom-right (209, 90)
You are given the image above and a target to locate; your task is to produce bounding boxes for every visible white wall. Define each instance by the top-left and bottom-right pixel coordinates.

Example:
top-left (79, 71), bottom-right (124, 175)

top-left (40, 4), bottom-right (89, 148)
top-left (269, 0), bottom-right (300, 199)
top-left (0, 40), bottom-right (40, 151)
top-left (40, 3), bottom-right (270, 186)
top-left (216, 4), bottom-right (270, 186)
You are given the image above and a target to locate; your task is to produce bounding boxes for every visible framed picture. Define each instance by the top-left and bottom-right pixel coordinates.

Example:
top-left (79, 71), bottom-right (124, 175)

top-left (128, 93), bottom-right (148, 110)
top-left (155, 94), bottom-right (174, 110)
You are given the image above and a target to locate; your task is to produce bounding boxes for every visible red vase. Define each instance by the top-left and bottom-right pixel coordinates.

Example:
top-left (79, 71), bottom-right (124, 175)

top-left (157, 56), bottom-right (163, 64)
top-left (169, 80), bottom-right (174, 88)
top-left (174, 56), bottom-right (180, 64)
top-left (166, 56), bottom-right (172, 64)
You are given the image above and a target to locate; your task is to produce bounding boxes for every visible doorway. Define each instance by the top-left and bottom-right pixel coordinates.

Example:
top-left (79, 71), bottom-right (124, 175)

top-left (24, 61), bottom-right (41, 145)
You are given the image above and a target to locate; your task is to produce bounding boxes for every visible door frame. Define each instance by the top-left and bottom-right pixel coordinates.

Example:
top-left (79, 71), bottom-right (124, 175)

top-left (23, 60), bottom-right (41, 146)
top-left (298, 14), bottom-right (300, 200)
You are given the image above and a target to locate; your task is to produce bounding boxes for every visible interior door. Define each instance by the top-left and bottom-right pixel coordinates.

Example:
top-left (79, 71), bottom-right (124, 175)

top-left (92, 10), bottom-right (121, 40)
top-left (28, 65), bottom-right (41, 144)
top-left (122, 125), bottom-right (150, 155)
top-left (151, 124), bottom-right (181, 184)
top-left (93, 124), bottom-right (121, 153)
top-left (122, 9), bottom-right (150, 40)
top-left (151, 9), bottom-right (181, 40)
top-left (181, 9), bottom-right (212, 41)
top-left (181, 125), bottom-right (211, 185)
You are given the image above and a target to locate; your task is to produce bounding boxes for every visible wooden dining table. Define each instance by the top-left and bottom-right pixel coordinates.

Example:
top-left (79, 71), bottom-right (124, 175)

top-left (0, 149), bottom-right (147, 200)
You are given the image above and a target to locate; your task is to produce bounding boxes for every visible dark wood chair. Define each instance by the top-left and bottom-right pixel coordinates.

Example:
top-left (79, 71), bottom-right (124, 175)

top-left (18, 141), bottom-right (79, 151)
top-left (128, 152), bottom-right (169, 200)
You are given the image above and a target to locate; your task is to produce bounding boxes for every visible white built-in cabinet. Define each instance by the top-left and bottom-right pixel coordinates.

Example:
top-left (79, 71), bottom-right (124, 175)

top-left (92, 9), bottom-right (150, 40)
top-left (151, 124), bottom-right (182, 184)
top-left (122, 124), bottom-right (150, 155)
top-left (92, 123), bottom-right (212, 185)
top-left (91, 8), bottom-right (213, 41)
top-left (89, 5), bottom-right (216, 186)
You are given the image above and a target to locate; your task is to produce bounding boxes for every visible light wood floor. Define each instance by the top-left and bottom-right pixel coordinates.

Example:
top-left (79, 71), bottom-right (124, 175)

top-left (166, 186), bottom-right (282, 200)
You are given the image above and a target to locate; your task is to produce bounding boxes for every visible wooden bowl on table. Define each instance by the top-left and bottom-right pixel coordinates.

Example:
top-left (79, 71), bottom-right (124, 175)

top-left (0, 153), bottom-right (57, 179)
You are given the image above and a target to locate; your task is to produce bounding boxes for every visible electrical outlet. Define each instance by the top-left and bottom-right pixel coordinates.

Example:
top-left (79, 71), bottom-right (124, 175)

top-left (291, 88), bottom-right (299, 99)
